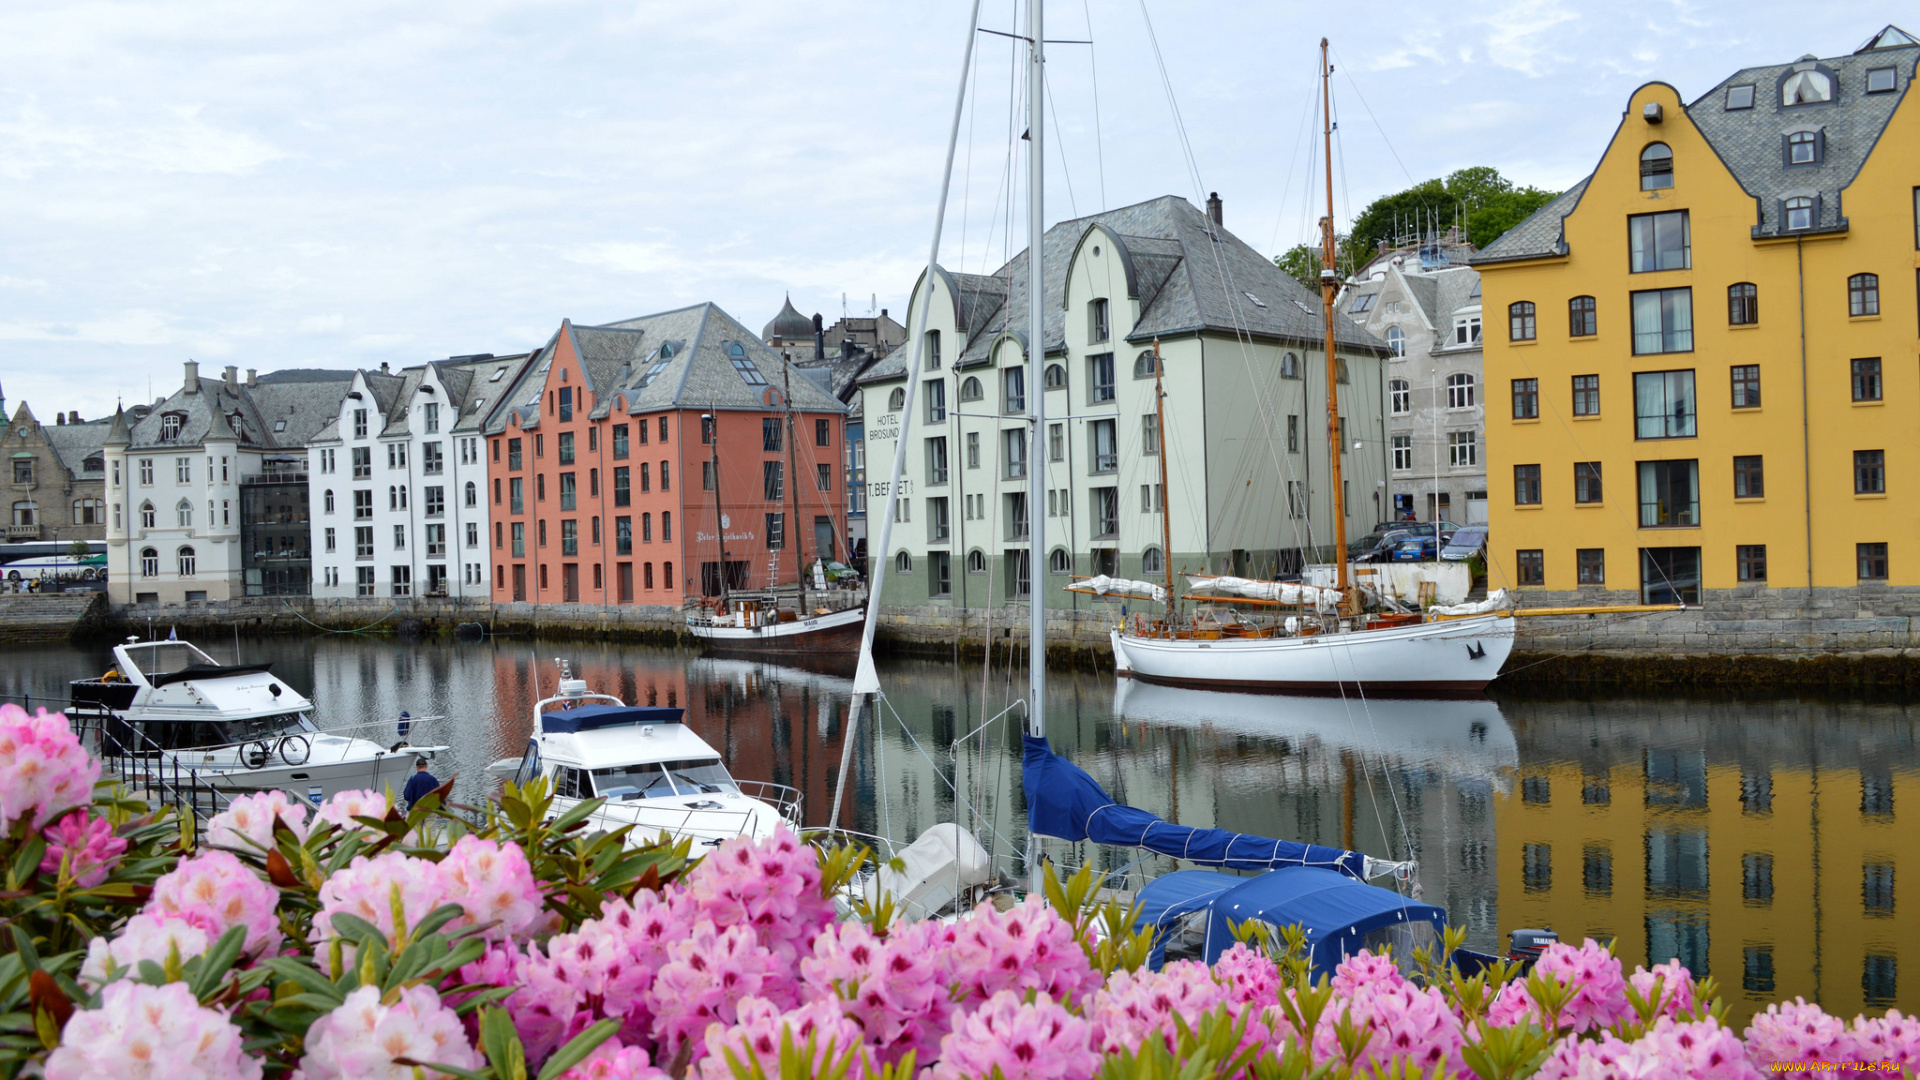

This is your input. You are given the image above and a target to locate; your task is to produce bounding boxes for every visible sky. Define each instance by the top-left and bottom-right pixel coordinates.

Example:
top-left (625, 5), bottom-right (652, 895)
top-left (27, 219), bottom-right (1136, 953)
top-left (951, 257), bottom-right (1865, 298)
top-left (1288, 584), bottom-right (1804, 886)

top-left (0, 0), bottom-right (1897, 420)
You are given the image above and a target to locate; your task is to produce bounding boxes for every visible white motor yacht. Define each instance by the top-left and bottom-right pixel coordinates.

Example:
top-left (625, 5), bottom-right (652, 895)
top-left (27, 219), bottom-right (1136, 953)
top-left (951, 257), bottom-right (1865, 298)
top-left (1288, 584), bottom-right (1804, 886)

top-left (489, 667), bottom-right (800, 849)
top-left (68, 638), bottom-right (445, 806)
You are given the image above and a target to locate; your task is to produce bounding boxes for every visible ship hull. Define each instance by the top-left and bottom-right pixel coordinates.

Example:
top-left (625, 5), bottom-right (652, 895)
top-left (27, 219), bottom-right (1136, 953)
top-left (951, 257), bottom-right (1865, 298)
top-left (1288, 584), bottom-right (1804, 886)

top-left (687, 605), bottom-right (867, 659)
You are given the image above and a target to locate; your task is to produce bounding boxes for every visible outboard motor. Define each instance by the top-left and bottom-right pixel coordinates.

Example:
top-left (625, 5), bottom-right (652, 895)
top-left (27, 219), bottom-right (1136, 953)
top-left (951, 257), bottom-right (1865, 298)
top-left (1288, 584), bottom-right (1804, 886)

top-left (1507, 928), bottom-right (1559, 970)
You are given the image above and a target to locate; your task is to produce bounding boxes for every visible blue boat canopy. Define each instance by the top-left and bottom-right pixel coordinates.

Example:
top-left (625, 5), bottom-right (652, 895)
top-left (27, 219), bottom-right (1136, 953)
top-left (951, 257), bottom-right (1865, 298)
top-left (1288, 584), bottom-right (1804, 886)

top-left (1022, 735), bottom-right (1371, 877)
top-left (1133, 866), bottom-right (1448, 974)
top-left (540, 705), bottom-right (686, 733)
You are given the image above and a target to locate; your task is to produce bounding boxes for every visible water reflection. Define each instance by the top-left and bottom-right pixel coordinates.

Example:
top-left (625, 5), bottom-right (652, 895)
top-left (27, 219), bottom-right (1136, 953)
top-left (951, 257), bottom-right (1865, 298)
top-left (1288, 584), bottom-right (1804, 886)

top-left (4, 639), bottom-right (1915, 1021)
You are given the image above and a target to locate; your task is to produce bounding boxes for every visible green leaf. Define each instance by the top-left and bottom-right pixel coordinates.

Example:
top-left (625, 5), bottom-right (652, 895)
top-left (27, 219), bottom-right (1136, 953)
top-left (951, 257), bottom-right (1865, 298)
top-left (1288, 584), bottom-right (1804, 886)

top-left (546, 798), bottom-right (608, 834)
top-left (479, 1005), bottom-right (530, 1080)
top-left (188, 925), bottom-right (250, 1000)
top-left (536, 1017), bottom-right (621, 1080)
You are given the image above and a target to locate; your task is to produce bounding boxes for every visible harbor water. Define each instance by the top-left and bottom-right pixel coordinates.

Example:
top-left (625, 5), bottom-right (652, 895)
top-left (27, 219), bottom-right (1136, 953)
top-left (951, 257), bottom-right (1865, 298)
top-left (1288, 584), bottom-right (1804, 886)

top-left (5, 635), bottom-right (1914, 1025)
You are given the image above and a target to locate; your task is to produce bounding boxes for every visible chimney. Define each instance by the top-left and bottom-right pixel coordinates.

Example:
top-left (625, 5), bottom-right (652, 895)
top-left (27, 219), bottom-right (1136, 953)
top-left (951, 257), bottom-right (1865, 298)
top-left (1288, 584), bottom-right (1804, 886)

top-left (812, 313), bottom-right (825, 361)
top-left (183, 360), bottom-right (200, 394)
top-left (69, 410), bottom-right (80, 424)
top-left (245, 368), bottom-right (256, 388)
top-left (224, 365), bottom-right (238, 391)
top-left (56, 412), bottom-right (65, 425)
top-left (379, 361), bottom-right (390, 375)
top-left (841, 338), bottom-right (855, 359)
top-left (1206, 192), bottom-right (1223, 227)
top-left (881, 308), bottom-right (888, 319)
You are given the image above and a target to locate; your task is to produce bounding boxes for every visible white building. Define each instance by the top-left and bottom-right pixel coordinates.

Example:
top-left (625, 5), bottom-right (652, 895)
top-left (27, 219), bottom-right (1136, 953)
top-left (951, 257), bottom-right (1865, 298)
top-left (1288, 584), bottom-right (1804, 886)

top-left (307, 355), bottom-right (531, 600)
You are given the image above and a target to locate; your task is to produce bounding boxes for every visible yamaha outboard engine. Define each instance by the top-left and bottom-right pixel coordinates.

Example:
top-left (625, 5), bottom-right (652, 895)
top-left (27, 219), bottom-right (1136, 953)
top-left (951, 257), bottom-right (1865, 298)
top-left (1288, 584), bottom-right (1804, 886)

top-left (1507, 928), bottom-right (1559, 970)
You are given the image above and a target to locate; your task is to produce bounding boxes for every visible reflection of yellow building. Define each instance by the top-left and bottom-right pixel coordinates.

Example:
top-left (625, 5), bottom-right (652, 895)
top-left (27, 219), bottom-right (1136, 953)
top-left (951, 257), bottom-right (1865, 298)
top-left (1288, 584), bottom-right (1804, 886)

top-left (1474, 27), bottom-right (1920, 599)
top-left (1496, 756), bottom-right (1916, 1020)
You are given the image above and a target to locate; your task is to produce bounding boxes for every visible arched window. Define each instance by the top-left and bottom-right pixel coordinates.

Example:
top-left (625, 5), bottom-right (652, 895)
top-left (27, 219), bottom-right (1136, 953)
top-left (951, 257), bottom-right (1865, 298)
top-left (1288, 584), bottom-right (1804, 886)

top-left (1782, 69), bottom-right (1832, 106)
top-left (1044, 363), bottom-right (1067, 388)
top-left (959, 376), bottom-right (983, 401)
top-left (1784, 196), bottom-right (1814, 231)
top-left (1786, 129), bottom-right (1821, 165)
top-left (888, 388), bottom-right (906, 412)
top-left (1279, 352), bottom-right (1300, 378)
top-left (177, 546), bottom-right (196, 577)
top-left (1849, 273), bottom-right (1880, 316)
top-left (82, 454), bottom-right (102, 474)
top-left (1133, 350), bottom-right (1160, 378)
top-left (1049, 548), bottom-right (1072, 574)
top-left (140, 548), bottom-right (158, 578)
top-left (1640, 143), bottom-right (1673, 190)
top-left (1447, 373), bottom-right (1477, 410)
top-left (323, 489), bottom-right (335, 514)
top-left (1389, 379), bottom-right (1411, 416)
top-left (1336, 357), bottom-right (1350, 384)
top-left (159, 413), bottom-right (184, 441)
top-left (1569, 296), bottom-right (1597, 337)
top-left (894, 550), bottom-right (912, 573)
top-left (9, 500), bottom-right (33, 526)
top-left (1728, 283), bottom-right (1758, 325)
top-left (1142, 547), bottom-right (1164, 575)
top-left (1509, 301), bottom-right (1537, 342)
top-left (967, 549), bottom-right (986, 573)
top-left (465, 481), bottom-right (477, 507)
top-left (140, 501), bottom-right (155, 529)
top-left (1384, 329), bottom-right (1406, 358)
top-left (175, 499), bottom-right (193, 528)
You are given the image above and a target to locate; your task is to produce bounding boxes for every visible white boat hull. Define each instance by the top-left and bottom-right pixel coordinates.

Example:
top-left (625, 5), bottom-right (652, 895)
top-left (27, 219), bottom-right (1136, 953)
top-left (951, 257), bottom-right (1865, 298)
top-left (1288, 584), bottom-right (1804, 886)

top-left (687, 605), bottom-right (866, 656)
top-left (127, 745), bottom-right (441, 807)
top-left (1110, 614), bottom-right (1515, 695)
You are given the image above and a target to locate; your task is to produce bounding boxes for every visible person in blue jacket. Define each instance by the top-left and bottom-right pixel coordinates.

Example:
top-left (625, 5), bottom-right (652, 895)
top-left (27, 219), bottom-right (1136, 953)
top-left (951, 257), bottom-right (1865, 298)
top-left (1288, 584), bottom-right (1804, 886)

top-left (401, 756), bottom-right (439, 809)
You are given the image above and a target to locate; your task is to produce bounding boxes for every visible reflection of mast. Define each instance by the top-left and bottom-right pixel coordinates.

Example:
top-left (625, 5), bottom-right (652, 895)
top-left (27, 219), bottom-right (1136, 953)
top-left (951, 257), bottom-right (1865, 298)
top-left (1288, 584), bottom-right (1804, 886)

top-left (1317, 38), bottom-right (1350, 608)
top-left (1153, 339), bottom-right (1174, 635)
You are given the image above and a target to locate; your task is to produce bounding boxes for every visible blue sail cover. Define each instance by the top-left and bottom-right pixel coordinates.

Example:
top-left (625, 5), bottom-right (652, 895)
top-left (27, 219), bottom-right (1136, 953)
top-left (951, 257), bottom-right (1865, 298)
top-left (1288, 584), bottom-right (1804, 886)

top-left (1022, 735), bottom-right (1369, 878)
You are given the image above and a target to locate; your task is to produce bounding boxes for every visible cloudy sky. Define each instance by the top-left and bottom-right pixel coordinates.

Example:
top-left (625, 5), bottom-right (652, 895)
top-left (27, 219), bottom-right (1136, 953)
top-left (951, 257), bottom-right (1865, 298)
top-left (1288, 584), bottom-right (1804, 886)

top-left (0, 0), bottom-right (1890, 419)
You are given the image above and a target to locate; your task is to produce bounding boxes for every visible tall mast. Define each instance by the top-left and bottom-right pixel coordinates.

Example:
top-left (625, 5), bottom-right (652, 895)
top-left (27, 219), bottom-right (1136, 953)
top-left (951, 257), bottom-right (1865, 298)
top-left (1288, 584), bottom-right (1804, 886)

top-left (706, 407), bottom-right (729, 609)
top-left (1025, 0), bottom-right (1047, 736)
top-left (1153, 339), bottom-right (1173, 635)
top-left (1318, 38), bottom-right (1349, 605)
top-left (783, 363), bottom-right (805, 610)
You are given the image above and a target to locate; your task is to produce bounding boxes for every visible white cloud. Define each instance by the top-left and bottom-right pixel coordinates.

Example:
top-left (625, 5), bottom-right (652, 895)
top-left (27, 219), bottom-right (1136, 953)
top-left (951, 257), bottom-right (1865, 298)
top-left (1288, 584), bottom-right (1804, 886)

top-left (297, 314), bottom-right (345, 334)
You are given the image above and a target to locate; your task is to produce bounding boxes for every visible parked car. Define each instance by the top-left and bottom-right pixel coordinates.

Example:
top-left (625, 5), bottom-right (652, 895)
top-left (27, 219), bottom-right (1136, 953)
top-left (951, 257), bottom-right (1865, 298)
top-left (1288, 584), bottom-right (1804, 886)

top-left (1392, 535), bottom-right (1439, 561)
top-left (1356, 529), bottom-right (1415, 563)
top-left (1347, 522), bottom-right (1409, 559)
top-left (1441, 525), bottom-right (1488, 562)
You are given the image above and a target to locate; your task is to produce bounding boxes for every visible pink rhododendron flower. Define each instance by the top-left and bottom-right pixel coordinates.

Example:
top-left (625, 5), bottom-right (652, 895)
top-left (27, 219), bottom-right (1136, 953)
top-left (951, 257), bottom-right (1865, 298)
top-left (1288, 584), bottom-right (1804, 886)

top-left (506, 892), bottom-right (685, 1062)
top-left (207, 790), bottom-right (311, 852)
top-left (1629, 958), bottom-right (1696, 1021)
top-left (1743, 998), bottom-right (1853, 1066)
top-left (145, 849), bottom-right (284, 957)
top-left (436, 834), bottom-right (543, 940)
top-left (295, 984), bottom-right (481, 1080)
top-left (1087, 960), bottom-right (1230, 1054)
top-left (0, 704), bottom-right (99, 835)
top-left (1848, 1010), bottom-right (1920, 1074)
top-left (1211, 943), bottom-right (1281, 1009)
top-left (696, 996), bottom-right (873, 1080)
top-left (679, 825), bottom-right (833, 965)
top-left (563, 1042), bottom-right (671, 1080)
top-left (1488, 939), bottom-right (1629, 1033)
top-left (801, 918), bottom-right (954, 1065)
top-left (41, 810), bottom-right (128, 888)
top-left (310, 850), bottom-right (446, 950)
top-left (1329, 949), bottom-right (1402, 996)
top-left (647, 920), bottom-right (792, 1062)
top-left (1540, 1016), bottom-right (1758, 1080)
top-left (1310, 951), bottom-right (1463, 1076)
top-left (946, 896), bottom-right (1101, 1007)
top-left (932, 991), bottom-right (1100, 1080)
top-left (80, 912), bottom-right (212, 989)
top-left (314, 789), bottom-right (390, 833)
top-left (46, 980), bottom-right (260, 1080)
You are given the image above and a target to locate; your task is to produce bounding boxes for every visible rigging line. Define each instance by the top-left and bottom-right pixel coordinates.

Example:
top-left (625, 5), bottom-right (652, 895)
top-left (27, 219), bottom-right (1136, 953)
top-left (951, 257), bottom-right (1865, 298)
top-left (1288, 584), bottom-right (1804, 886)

top-left (958, 20), bottom-right (984, 272)
top-left (1043, 67), bottom-right (1079, 220)
top-left (1080, 0), bottom-right (1106, 211)
top-left (1328, 45), bottom-right (1420, 190)
top-left (876, 691), bottom-right (1022, 854)
top-left (1268, 62), bottom-right (1325, 258)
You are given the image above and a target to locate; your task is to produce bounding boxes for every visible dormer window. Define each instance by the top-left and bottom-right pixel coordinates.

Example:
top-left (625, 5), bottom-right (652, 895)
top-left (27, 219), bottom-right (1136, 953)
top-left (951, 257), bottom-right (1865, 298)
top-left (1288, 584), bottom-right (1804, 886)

top-left (1350, 293), bottom-right (1376, 313)
top-left (1866, 67), bottom-right (1896, 94)
top-left (1785, 197), bottom-right (1815, 231)
top-left (1786, 130), bottom-right (1821, 165)
top-left (726, 341), bottom-right (767, 386)
top-left (1725, 84), bottom-right (1756, 110)
top-left (159, 413), bottom-right (184, 441)
top-left (1640, 143), bottom-right (1673, 191)
top-left (1782, 69), bottom-right (1832, 106)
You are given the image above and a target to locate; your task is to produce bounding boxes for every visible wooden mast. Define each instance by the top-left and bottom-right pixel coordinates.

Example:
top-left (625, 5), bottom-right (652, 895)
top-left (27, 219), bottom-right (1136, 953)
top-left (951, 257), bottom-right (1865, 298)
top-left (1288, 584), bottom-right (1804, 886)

top-left (782, 364), bottom-right (806, 612)
top-left (1153, 338), bottom-right (1174, 636)
top-left (705, 406), bottom-right (729, 610)
top-left (1317, 38), bottom-right (1350, 609)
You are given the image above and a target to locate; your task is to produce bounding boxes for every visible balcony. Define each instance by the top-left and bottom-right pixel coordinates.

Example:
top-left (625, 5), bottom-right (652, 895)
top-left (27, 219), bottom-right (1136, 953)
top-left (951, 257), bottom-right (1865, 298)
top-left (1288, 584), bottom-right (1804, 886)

top-left (6, 524), bottom-right (41, 540)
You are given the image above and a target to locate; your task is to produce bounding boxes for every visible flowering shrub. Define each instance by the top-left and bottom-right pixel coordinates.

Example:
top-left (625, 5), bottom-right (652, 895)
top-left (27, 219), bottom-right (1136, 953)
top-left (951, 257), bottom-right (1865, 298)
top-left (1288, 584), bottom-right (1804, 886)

top-left (4, 705), bottom-right (1920, 1080)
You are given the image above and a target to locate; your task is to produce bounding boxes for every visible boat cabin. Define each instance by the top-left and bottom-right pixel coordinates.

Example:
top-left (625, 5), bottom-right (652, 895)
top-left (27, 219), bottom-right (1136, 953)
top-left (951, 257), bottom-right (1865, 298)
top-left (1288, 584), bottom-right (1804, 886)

top-left (513, 704), bottom-right (742, 802)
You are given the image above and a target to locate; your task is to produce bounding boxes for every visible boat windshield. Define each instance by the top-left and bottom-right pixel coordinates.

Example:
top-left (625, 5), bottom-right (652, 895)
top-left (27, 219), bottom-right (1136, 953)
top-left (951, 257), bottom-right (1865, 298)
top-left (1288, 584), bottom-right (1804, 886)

top-left (123, 642), bottom-right (218, 678)
top-left (221, 711), bottom-right (318, 744)
top-left (590, 757), bottom-right (736, 799)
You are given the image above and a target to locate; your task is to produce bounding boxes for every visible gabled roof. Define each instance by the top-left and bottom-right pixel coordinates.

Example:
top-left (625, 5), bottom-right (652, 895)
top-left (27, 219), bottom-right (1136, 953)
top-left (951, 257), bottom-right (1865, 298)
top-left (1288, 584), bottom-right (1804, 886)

top-left (1471, 178), bottom-right (1589, 264)
top-left (41, 419), bottom-right (113, 476)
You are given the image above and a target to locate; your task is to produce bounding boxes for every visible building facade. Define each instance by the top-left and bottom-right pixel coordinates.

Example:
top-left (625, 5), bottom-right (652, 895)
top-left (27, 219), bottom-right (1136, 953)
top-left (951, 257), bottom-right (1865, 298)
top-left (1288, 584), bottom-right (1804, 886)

top-left (3, 395), bottom-right (109, 544)
top-left (859, 194), bottom-right (1392, 612)
top-left (483, 304), bottom-right (848, 607)
top-left (307, 355), bottom-right (530, 601)
top-left (1474, 26), bottom-right (1920, 602)
top-left (1340, 257), bottom-right (1488, 525)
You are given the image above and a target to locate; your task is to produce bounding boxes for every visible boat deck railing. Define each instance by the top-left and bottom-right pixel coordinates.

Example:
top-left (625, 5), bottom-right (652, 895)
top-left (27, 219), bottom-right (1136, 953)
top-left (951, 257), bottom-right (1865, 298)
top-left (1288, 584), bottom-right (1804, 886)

top-left (585, 780), bottom-right (804, 844)
top-left (47, 703), bottom-right (237, 822)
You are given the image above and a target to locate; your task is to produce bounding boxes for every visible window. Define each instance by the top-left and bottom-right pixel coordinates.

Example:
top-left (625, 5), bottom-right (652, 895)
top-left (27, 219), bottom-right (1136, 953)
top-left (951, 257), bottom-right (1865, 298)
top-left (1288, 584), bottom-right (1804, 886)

top-left (1384, 328), bottom-right (1405, 358)
top-left (926, 550), bottom-right (951, 597)
top-left (1517, 550), bottom-right (1544, 586)
top-left (1349, 293), bottom-right (1376, 314)
top-left (1141, 413), bottom-right (1159, 455)
top-left (1858, 542), bottom-right (1889, 581)
top-left (175, 457), bottom-right (191, 483)
top-left (1724, 283), bottom-right (1759, 327)
top-left (1508, 302), bottom-right (1536, 341)
top-left (1279, 352), bottom-right (1301, 379)
top-left (758, 417), bottom-right (782, 453)
top-left (1002, 366), bottom-right (1025, 413)
top-left (923, 330), bottom-right (941, 370)
top-left (393, 523), bottom-right (407, 550)
top-left (965, 549), bottom-right (987, 574)
top-left (727, 341), bottom-right (766, 385)
top-left (1133, 350), bottom-right (1159, 379)
top-left (925, 378), bottom-right (946, 423)
top-left (1089, 298), bottom-right (1110, 343)
top-left (1743, 853), bottom-right (1775, 904)
top-left (887, 388), bottom-right (905, 412)
top-left (1447, 373), bottom-right (1476, 410)
top-left (139, 458), bottom-right (153, 485)
top-left (391, 565), bottom-right (412, 597)
top-left (387, 443), bottom-right (408, 470)
top-left (817, 463), bottom-right (832, 492)
top-left (1568, 295), bottom-right (1596, 336)
top-left (1514, 464), bottom-right (1542, 505)
top-left (510, 523), bottom-right (523, 558)
top-left (1738, 544), bottom-right (1767, 582)
top-left (425, 486), bottom-right (444, 516)
top-left (759, 511), bottom-right (783, 550)
top-left (641, 512), bottom-right (652, 542)
top-left (1640, 143), bottom-right (1672, 190)
top-left (177, 546), bottom-right (195, 576)
top-left (1721, 365), bottom-right (1761, 412)
top-left (1734, 456), bottom-right (1765, 498)
top-left (1573, 374), bottom-right (1600, 416)
top-left (1855, 450), bottom-right (1885, 495)
top-left (1849, 273), bottom-right (1880, 316)
top-left (638, 462), bottom-right (651, 493)
top-left (1391, 435), bottom-right (1412, 472)
top-left (700, 461), bottom-right (713, 492)
top-left (559, 472), bottom-right (576, 511)
top-left (1577, 548), bottom-right (1605, 585)
top-left (1140, 483), bottom-right (1163, 513)
top-left (1089, 420), bottom-right (1117, 473)
top-left (1336, 357), bottom-right (1350, 384)
top-left (426, 523), bottom-right (447, 556)
top-left (1726, 84), bottom-right (1755, 109)
top-left (1003, 429), bottom-right (1027, 479)
top-left (1786, 129), bottom-right (1820, 165)
top-left (1092, 487), bottom-right (1119, 538)
top-left (965, 431), bottom-right (980, 470)
top-left (1512, 378), bottom-right (1538, 419)
top-left (139, 547), bottom-right (158, 577)
top-left (464, 481), bottom-right (476, 507)
top-left (1785, 196), bottom-right (1814, 231)
top-left (613, 424), bottom-right (629, 459)
top-left (925, 498), bottom-right (948, 542)
top-left (1628, 211), bottom-right (1691, 274)
top-left (1575, 462), bottom-right (1603, 504)
top-left (509, 478), bottom-right (524, 514)
top-left (1867, 66), bottom-right (1897, 94)
top-left (895, 550), bottom-right (912, 574)
top-left (926, 437), bottom-right (948, 485)
top-left (466, 522), bottom-right (478, 549)
top-left (1088, 353), bottom-right (1115, 403)
top-left (1449, 431), bottom-right (1477, 468)
top-left (356, 526), bottom-right (375, 558)
top-left (1288, 415), bottom-right (1299, 453)
top-left (1453, 316), bottom-right (1480, 345)
top-left (950, 375), bottom-right (980, 405)
top-left (659, 461), bottom-right (668, 491)
top-left (1852, 358), bottom-right (1882, 402)
top-left (175, 499), bottom-right (192, 527)
top-left (1634, 370), bottom-right (1696, 438)
top-left (507, 438), bottom-right (521, 470)
top-left (1782, 68), bottom-right (1832, 105)
top-left (763, 461), bottom-right (784, 501)
top-left (1642, 546), bottom-right (1701, 605)
top-left (1045, 363), bottom-right (1066, 388)
top-left (658, 416), bottom-right (669, 442)
top-left (1390, 379), bottom-right (1410, 415)
top-left (1863, 863), bottom-right (1895, 915)
top-left (614, 516), bottom-right (631, 556)
top-left (1049, 548), bottom-right (1072, 575)
top-left (1639, 460), bottom-right (1700, 527)
top-left (355, 566), bottom-right (376, 596)
top-left (1631, 287), bottom-right (1693, 355)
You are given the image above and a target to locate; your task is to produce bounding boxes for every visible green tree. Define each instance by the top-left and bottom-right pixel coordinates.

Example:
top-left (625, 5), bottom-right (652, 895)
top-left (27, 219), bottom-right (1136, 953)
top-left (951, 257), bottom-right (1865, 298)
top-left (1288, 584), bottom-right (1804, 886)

top-left (1335, 168), bottom-right (1559, 263)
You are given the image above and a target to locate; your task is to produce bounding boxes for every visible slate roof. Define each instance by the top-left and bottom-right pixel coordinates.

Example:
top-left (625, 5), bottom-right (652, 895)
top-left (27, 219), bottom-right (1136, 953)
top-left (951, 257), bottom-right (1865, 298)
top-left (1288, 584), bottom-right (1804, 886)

top-left (123, 367), bottom-right (355, 452)
top-left (41, 419), bottom-right (112, 477)
top-left (861, 195), bottom-right (1385, 386)
top-left (248, 371), bottom-right (356, 448)
top-left (762, 295), bottom-right (814, 341)
top-left (1470, 179), bottom-right (1589, 264)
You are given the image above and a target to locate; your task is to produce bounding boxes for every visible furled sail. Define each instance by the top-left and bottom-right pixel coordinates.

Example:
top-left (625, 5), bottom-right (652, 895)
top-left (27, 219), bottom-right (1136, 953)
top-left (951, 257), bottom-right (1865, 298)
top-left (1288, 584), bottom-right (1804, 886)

top-left (1428, 589), bottom-right (1512, 617)
top-left (1183, 575), bottom-right (1340, 611)
top-left (1022, 736), bottom-right (1412, 880)
top-left (1065, 575), bottom-right (1168, 604)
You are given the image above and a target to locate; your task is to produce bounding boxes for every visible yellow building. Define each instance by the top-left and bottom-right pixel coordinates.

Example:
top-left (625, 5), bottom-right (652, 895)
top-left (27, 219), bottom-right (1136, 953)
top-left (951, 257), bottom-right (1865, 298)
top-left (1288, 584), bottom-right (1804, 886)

top-left (1473, 26), bottom-right (1920, 601)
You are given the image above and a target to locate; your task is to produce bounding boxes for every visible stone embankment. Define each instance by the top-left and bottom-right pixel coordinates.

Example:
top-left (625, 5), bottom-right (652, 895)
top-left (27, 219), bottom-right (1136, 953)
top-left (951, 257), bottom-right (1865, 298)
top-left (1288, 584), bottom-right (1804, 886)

top-left (0, 592), bottom-right (108, 642)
